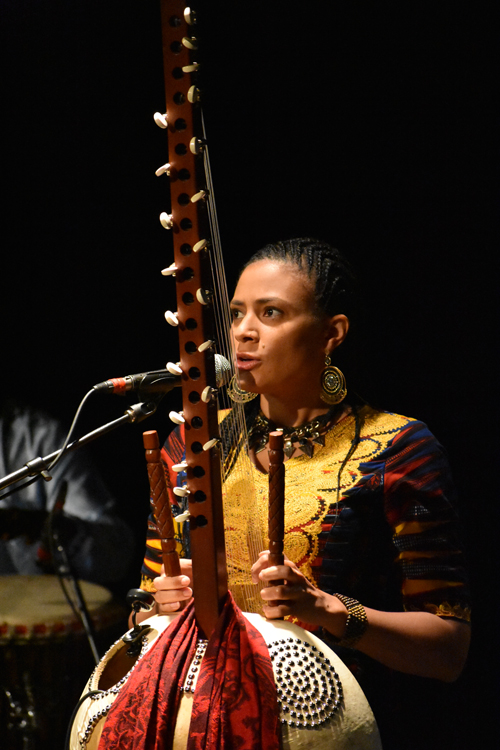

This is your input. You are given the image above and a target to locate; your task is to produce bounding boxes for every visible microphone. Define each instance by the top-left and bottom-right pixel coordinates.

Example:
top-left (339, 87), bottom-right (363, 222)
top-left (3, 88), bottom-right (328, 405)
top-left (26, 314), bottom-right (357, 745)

top-left (93, 354), bottom-right (231, 395)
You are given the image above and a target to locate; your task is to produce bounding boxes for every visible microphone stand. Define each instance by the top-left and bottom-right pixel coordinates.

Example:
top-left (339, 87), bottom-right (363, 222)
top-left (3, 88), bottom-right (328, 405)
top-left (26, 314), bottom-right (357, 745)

top-left (0, 399), bottom-right (158, 663)
top-left (47, 481), bottom-right (101, 665)
top-left (0, 401), bottom-right (158, 491)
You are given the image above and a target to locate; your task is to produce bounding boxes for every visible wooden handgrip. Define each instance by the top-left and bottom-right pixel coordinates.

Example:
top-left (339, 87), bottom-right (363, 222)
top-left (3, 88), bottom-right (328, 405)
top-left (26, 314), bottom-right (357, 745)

top-left (143, 430), bottom-right (182, 580)
top-left (268, 430), bottom-right (285, 569)
top-left (267, 431), bottom-right (285, 608)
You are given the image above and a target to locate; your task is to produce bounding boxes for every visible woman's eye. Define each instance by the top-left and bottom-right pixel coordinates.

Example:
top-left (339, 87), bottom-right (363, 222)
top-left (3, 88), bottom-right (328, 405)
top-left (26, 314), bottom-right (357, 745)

top-left (230, 308), bottom-right (242, 320)
top-left (263, 307), bottom-right (281, 317)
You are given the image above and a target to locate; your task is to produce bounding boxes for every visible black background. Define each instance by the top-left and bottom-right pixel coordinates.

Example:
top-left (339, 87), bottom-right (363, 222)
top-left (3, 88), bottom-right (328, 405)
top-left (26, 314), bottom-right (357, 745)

top-left (1, 1), bottom-right (497, 745)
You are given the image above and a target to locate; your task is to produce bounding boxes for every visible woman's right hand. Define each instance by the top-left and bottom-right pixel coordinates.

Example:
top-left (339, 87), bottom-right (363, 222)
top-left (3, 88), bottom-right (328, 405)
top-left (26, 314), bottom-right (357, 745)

top-left (153, 558), bottom-right (193, 614)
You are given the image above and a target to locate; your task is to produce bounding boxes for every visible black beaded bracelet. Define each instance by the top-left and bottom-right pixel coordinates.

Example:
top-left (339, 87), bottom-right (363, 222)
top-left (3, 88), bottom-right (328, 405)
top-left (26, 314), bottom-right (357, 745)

top-left (334, 593), bottom-right (368, 649)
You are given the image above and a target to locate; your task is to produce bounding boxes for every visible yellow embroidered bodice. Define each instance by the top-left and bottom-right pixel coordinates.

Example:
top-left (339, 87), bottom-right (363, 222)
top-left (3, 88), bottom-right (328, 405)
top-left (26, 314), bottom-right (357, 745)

top-left (223, 406), bottom-right (412, 612)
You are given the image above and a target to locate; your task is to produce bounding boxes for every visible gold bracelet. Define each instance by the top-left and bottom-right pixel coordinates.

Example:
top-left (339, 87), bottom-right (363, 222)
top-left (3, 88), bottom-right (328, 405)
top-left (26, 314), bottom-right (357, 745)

top-left (334, 593), bottom-right (368, 649)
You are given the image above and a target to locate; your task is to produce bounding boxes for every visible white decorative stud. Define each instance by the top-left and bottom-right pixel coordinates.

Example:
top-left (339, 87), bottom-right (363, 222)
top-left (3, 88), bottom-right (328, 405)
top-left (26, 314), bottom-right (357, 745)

top-left (184, 8), bottom-right (197, 25)
top-left (198, 340), bottom-right (214, 352)
top-left (188, 86), bottom-right (201, 104)
top-left (193, 239), bottom-right (209, 253)
top-left (182, 63), bottom-right (200, 74)
top-left (203, 438), bottom-right (219, 451)
top-left (191, 190), bottom-right (207, 203)
top-left (173, 486), bottom-right (190, 498)
top-left (172, 462), bottom-right (188, 473)
top-left (182, 36), bottom-right (198, 50)
top-left (201, 386), bottom-right (216, 403)
top-left (169, 411), bottom-right (185, 425)
top-left (164, 310), bottom-right (179, 326)
top-left (160, 212), bottom-right (174, 229)
top-left (196, 288), bottom-right (211, 305)
top-left (166, 362), bottom-right (183, 375)
top-left (155, 162), bottom-right (171, 177)
top-left (153, 112), bottom-right (168, 129)
top-left (189, 137), bottom-right (203, 155)
top-left (161, 263), bottom-right (177, 276)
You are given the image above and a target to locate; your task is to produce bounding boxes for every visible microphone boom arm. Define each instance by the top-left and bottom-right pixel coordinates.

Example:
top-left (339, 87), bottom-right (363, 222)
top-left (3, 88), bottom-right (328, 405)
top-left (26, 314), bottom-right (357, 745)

top-left (0, 401), bottom-right (158, 492)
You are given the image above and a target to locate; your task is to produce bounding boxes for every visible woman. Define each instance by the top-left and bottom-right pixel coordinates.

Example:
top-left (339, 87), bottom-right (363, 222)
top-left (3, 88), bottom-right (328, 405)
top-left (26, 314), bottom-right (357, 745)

top-left (140, 238), bottom-right (470, 748)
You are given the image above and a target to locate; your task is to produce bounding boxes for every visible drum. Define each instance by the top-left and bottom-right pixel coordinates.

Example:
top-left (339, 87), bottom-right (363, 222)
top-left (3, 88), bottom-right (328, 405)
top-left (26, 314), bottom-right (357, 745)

top-left (0, 575), bottom-right (127, 750)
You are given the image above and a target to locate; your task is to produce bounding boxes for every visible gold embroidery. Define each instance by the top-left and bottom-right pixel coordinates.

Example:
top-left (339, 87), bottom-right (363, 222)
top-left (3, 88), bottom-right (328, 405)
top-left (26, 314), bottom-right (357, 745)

top-left (398, 549), bottom-right (459, 560)
top-left (402, 579), bottom-right (463, 595)
top-left (223, 406), bottom-right (412, 609)
top-left (222, 470), bottom-right (267, 614)
top-left (394, 520), bottom-right (444, 535)
top-left (419, 601), bottom-right (471, 622)
top-left (140, 575), bottom-right (157, 593)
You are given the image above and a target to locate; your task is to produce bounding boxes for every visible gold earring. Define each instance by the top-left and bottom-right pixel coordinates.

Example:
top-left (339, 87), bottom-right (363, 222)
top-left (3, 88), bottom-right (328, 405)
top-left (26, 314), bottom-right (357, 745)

top-left (320, 355), bottom-right (347, 405)
top-left (227, 374), bottom-right (258, 403)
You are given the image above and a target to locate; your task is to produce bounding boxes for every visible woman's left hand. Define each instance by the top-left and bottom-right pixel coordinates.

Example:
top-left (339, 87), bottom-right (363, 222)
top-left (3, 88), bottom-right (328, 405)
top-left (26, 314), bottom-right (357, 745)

top-left (252, 550), bottom-right (471, 682)
top-left (251, 550), bottom-right (348, 637)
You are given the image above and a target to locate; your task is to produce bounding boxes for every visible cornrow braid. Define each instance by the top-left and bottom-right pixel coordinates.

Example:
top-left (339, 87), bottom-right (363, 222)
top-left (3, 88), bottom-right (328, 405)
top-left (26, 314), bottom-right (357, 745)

top-left (242, 238), bottom-right (357, 320)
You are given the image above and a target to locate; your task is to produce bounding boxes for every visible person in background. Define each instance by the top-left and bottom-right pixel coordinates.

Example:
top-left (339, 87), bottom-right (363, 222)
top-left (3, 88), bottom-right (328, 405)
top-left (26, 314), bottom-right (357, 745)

top-left (0, 398), bottom-right (135, 586)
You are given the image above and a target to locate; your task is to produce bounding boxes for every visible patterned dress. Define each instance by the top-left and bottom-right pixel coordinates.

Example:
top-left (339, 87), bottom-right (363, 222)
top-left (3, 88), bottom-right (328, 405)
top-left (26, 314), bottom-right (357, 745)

top-left (140, 405), bottom-right (470, 750)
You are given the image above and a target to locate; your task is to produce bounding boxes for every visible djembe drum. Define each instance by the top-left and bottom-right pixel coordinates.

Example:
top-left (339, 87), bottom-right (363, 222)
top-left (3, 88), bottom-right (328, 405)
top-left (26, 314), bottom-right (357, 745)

top-left (0, 575), bottom-right (126, 750)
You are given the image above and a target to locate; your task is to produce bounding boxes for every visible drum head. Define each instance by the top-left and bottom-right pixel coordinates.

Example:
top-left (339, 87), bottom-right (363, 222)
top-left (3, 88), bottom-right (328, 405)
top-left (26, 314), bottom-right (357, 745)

top-left (0, 575), bottom-right (127, 750)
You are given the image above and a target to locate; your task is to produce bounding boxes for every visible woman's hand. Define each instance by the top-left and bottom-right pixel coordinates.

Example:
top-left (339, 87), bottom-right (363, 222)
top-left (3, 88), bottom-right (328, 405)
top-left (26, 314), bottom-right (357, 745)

top-left (252, 550), bottom-right (470, 682)
top-left (251, 550), bottom-right (348, 637)
top-left (153, 558), bottom-right (193, 614)
top-left (129, 558), bottom-right (193, 627)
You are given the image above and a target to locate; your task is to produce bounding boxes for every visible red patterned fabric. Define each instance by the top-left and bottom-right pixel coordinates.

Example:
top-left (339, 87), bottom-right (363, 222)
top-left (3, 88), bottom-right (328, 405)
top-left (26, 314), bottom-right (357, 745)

top-left (98, 594), bottom-right (281, 750)
top-left (98, 602), bottom-right (197, 750)
top-left (187, 594), bottom-right (281, 750)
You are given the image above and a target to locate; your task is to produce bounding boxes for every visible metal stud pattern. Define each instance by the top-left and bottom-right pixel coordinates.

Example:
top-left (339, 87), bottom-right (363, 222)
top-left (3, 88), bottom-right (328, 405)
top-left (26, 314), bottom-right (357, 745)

top-left (179, 638), bottom-right (209, 693)
top-left (79, 635), bottom-right (150, 748)
top-left (267, 636), bottom-right (344, 728)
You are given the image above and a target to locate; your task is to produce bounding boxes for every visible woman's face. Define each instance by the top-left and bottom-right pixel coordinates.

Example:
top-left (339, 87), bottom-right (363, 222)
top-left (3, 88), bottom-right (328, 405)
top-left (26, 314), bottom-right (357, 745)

top-left (230, 260), bottom-right (337, 403)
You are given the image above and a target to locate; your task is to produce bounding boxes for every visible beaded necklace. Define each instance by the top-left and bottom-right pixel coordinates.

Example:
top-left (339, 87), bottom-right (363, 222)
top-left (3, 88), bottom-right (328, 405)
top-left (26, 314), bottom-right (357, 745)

top-left (248, 405), bottom-right (343, 459)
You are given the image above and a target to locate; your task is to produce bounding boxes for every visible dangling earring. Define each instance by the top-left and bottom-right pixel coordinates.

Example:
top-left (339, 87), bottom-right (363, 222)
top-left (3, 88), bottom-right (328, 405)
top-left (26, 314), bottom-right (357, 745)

top-left (227, 374), bottom-right (258, 403)
top-left (320, 355), bottom-right (347, 405)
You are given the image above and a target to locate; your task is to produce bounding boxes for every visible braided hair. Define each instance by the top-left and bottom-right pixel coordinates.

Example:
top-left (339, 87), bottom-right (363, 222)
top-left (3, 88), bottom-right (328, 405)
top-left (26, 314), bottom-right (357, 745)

top-left (236, 238), bottom-right (363, 482)
top-left (242, 237), bottom-right (357, 321)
